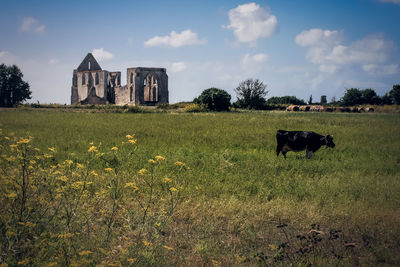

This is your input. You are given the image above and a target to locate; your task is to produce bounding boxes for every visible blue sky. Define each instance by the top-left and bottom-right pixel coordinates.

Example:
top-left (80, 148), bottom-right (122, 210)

top-left (0, 0), bottom-right (399, 104)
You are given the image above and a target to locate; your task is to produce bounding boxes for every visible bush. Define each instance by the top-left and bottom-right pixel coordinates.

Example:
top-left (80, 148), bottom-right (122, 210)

top-left (266, 96), bottom-right (306, 105)
top-left (183, 103), bottom-right (207, 112)
top-left (194, 88), bottom-right (231, 111)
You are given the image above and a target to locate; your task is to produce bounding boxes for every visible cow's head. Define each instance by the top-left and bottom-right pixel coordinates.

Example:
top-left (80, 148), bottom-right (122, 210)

top-left (325, 135), bottom-right (335, 148)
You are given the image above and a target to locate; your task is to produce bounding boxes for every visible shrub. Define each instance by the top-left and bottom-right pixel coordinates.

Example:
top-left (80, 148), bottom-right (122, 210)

top-left (194, 88), bottom-right (231, 111)
top-left (183, 103), bottom-right (207, 112)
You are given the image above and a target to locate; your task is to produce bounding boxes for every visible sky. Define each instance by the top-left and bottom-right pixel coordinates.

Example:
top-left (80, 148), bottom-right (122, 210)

top-left (0, 0), bottom-right (399, 104)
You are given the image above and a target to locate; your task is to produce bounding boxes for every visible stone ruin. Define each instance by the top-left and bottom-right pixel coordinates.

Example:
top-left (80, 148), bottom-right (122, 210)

top-left (71, 53), bottom-right (168, 105)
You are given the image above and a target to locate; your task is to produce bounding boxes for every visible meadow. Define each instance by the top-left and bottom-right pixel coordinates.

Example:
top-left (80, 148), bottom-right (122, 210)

top-left (0, 109), bottom-right (399, 266)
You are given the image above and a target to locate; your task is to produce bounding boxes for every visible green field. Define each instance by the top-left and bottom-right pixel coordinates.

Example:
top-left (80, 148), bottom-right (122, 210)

top-left (1, 109), bottom-right (399, 266)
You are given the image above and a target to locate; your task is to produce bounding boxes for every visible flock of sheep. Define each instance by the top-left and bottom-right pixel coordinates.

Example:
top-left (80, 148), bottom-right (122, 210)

top-left (286, 105), bottom-right (375, 112)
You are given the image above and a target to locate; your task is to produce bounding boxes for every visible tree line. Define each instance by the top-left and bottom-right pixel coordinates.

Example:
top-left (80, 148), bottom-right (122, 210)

top-left (0, 63), bottom-right (399, 109)
top-left (194, 79), bottom-right (400, 111)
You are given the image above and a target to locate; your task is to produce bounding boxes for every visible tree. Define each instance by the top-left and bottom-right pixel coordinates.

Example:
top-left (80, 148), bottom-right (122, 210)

top-left (234, 79), bottom-right (268, 109)
top-left (308, 95), bottom-right (313, 105)
top-left (389, 84), bottom-right (400, 104)
top-left (381, 92), bottom-right (393, 105)
top-left (266, 96), bottom-right (306, 105)
top-left (320, 95), bottom-right (327, 105)
top-left (360, 88), bottom-right (379, 105)
top-left (194, 87), bottom-right (231, 111)
top-left (341, 88), bottom-right (362, 106)
top-left (0, 64), bottom-right (31, 107)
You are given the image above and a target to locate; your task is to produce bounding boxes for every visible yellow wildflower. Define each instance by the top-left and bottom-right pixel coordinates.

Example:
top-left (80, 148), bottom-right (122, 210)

top-left (57, 176), bottom-right (68, 183)
top-left (127, 258), bottom-right (137, 263)
top-left (47, 262), bottom-right (58, 267)
top-left (6, 192), bottom-right (18, 198)
top-left (269, 244), bottom-right (278, 251)
top-left (155, 155), bottom-right (165, 161)
top-left (128, 139), bottom-right (137, 145)
top-left (5, 136), bottom-right (10, 140)
top-left (138, 168), bottom-right (148, 175)
top-left (29, 160), bottom-right (36, 165)
top-left (163, 177), bottom-right (172, 183)
top-left (44, 153), bottom-right (52, 158)
top-left (142, 240), bottom-right (153, 246)
top-left (76, 163), bottom-right (84, 168)
top-left (34, 147), bottom-right (41, 152)
top-left (17, 139), bottom-right (30, 144)
top-left (163, 245), bottom-right (174, 251)
top-left (126, 134), bottom-right (134, 139)
top-left (104, 167), bottom-right (113, 172)
top-left (174, 161), bottom-right (185, 166)
top-left (169, 187), bottom-right (178, 192)
top-left (48, 147), bottom-right (56, 153)
top-left (17, 258), bottom-right (30, 265)
top-left (24, 222), bottom-right (36, 228)
top-left (64, 159), bottom-right (73, 165)
top-left (212, 259), bottom-right (221, 265)
top-left (71, 181), bottom-right (84, 190)
top-left (9, 144), bottom-right (17, 148)
top-left (58, 233), bottom-right (74, 239)
top-left (90, 170), bottom-right (98, 176)
top-left (79, 250), bottom-right (93, 256)
top-left (148, 159), bottom-right (156, 164)
top-left (88, 146), bottom-right (97, 152)
top-left (124, 183), bottom-right (139, 191)
top-left (111, 146), bottom-right (118, 151)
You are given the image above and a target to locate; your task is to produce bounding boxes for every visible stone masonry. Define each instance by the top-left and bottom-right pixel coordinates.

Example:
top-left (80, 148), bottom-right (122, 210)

top-left (71, 53), bottom-right (168, 105)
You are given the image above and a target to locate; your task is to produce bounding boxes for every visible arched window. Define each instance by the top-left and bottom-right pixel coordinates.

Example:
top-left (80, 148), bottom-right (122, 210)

top-left (88, 61), bottom-right (91, 70)
top-left (130, 72), bottom-right (133, 83)
top-left (143, 73), bottom-right (158, 102)
top-left (95, 73), bottom-right (99, 85)
top-left (82, 73), bottom-right (86, 85)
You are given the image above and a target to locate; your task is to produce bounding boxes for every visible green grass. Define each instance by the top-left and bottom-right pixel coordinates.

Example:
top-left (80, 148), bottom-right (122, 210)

top-left (1, 109), bottom-right (400, 265)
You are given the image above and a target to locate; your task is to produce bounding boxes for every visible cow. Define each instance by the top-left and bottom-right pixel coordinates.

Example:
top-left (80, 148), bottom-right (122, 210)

top-left (276, 130), bottom-right (335, 159)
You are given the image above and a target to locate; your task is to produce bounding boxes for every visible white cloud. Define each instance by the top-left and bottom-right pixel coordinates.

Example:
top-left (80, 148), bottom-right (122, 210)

top-left (379, 0), bottom-right (400, 4)
top-left (295, 29), bottom-right (396, 75)
top-left (92, 48), bottom-right (114, 61)
top-left (171, 62), bottom-right (187, 73)
top-left (49, 58), bottom-right (59, 65)
top-left (224, 2), bottom-right (278, 45)
top-left (19, 17), bottom-right (46, 33)
top-left (241, 53), bottom-right (268, 75)
top-left (362, 63), bottom-right (399, 75)
top-left (144, 29), bottom-right (207, 48)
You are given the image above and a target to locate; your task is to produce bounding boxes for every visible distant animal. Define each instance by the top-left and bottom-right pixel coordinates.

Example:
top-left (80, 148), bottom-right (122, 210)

top-left (276, 130), bottom-right (335, 159)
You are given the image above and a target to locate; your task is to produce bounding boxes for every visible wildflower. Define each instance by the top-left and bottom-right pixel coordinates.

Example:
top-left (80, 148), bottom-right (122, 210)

top-left (44, 153), bottom-right (53, 158)
top-left (57, 176), bottom-right (68, 183)
top-left (6, 192), bottom-right (17, 198)
top-left (174, 161), bottom-right (185, 166)
top-left (155, 155), bottom-right (165, 161)
top-left (64, 159), bottom-right (73, 165)
top-left (76, 163), bottom-right (84, 168)
top-left (269, 244), bottom-right (278, 251)
top-left (48, 147), bottom-right (56, 153)
top-left (88, 146), bottom-right (97, 152)
top-left (58, 233), bottom-right (74, 239)
top-left (79, 250), bottom-right (93, 256)
top-left (163, 177), bottom-right (172, 183)
top-left (5, 136), bottom-right (10, 140)
top-left (148, 159), bottom-right (156, 164)
top-left (72, 181), bottom-right (84, 190)
top-left (128, 139), bottom-right (137, 144)
top-left (127, 258), bottom-right (137, 263)
top-left (34, 147), bottom-right (41, 152)
top-left (47, 262), bottom-right (58, 267)
top-left (24, 222), bottom-right (36, 228)
top-left (17, 258), bottom-right (30, 265)
top-left (89, 141), bottom-right (94, 145)
top-left (111, 146), bottom-right (118, 151)
top-left (169, 187), bottom-right (178, 192)
top-left (124, 183), bottom-right (139, 191)
top-left (90, 170), bottom-right (98, 176)
top-left (142, 240), bottom-right (153, 246)
top-left (17, 139), bottom-right (30, 144)
top-left (163, 245), bottom-right (174, 251)
top-left (212, 259), bottom-right (221, 265)
top-left (29, 160), bottom-right (36, 165)
top-left (126, 134), bottom-right (134, 139)
top-left (138, 168), bottom-right (148, 175)
top-left (104, 167), bottom-right (113, 172)
top-left (9, 144), bottom-right (17, 148)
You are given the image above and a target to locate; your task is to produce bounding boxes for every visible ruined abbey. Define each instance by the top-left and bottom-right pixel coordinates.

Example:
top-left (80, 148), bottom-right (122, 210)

top-left (71, 53), bottom-right (168, 105)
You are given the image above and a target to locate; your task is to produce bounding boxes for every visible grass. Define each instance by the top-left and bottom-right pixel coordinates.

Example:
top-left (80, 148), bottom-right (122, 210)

top-left (0, 109), bottom-right (399, 265)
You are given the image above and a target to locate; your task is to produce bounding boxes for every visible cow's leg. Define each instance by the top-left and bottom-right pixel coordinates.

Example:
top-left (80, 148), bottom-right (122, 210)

top-left (276, 144), bottom-right (282, 157)
top-left (306, 150), bottom-right (313, 159)
top-left (282, 151), bottom-right (287, 159)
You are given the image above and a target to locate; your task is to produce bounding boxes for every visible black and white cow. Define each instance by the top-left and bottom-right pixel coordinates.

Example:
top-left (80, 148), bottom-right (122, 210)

top-left (276, 130), bottom-right (335, 159)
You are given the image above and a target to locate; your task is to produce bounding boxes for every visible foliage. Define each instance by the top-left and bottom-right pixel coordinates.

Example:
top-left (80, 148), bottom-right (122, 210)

top-left (266, 96), bottom-right (306, 105)
top-left (183, 103), bottom-right (207, 112)
top-left (341, 88), bottom-right (382, 106)
top-left (320, 95), bottom-right (327, 105)
top-left (308, 95), bottom-right (313, 105)
top-left (234, 79), bottom-right (268, 109)
top-left (0, 64), bottom-right (31, 107)
top-left (194, 88), bottom-right (231, 111)
top-left (389, 84), bottom-right (400, 104)
top-left (360, 88), bottom-right (380, 105)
